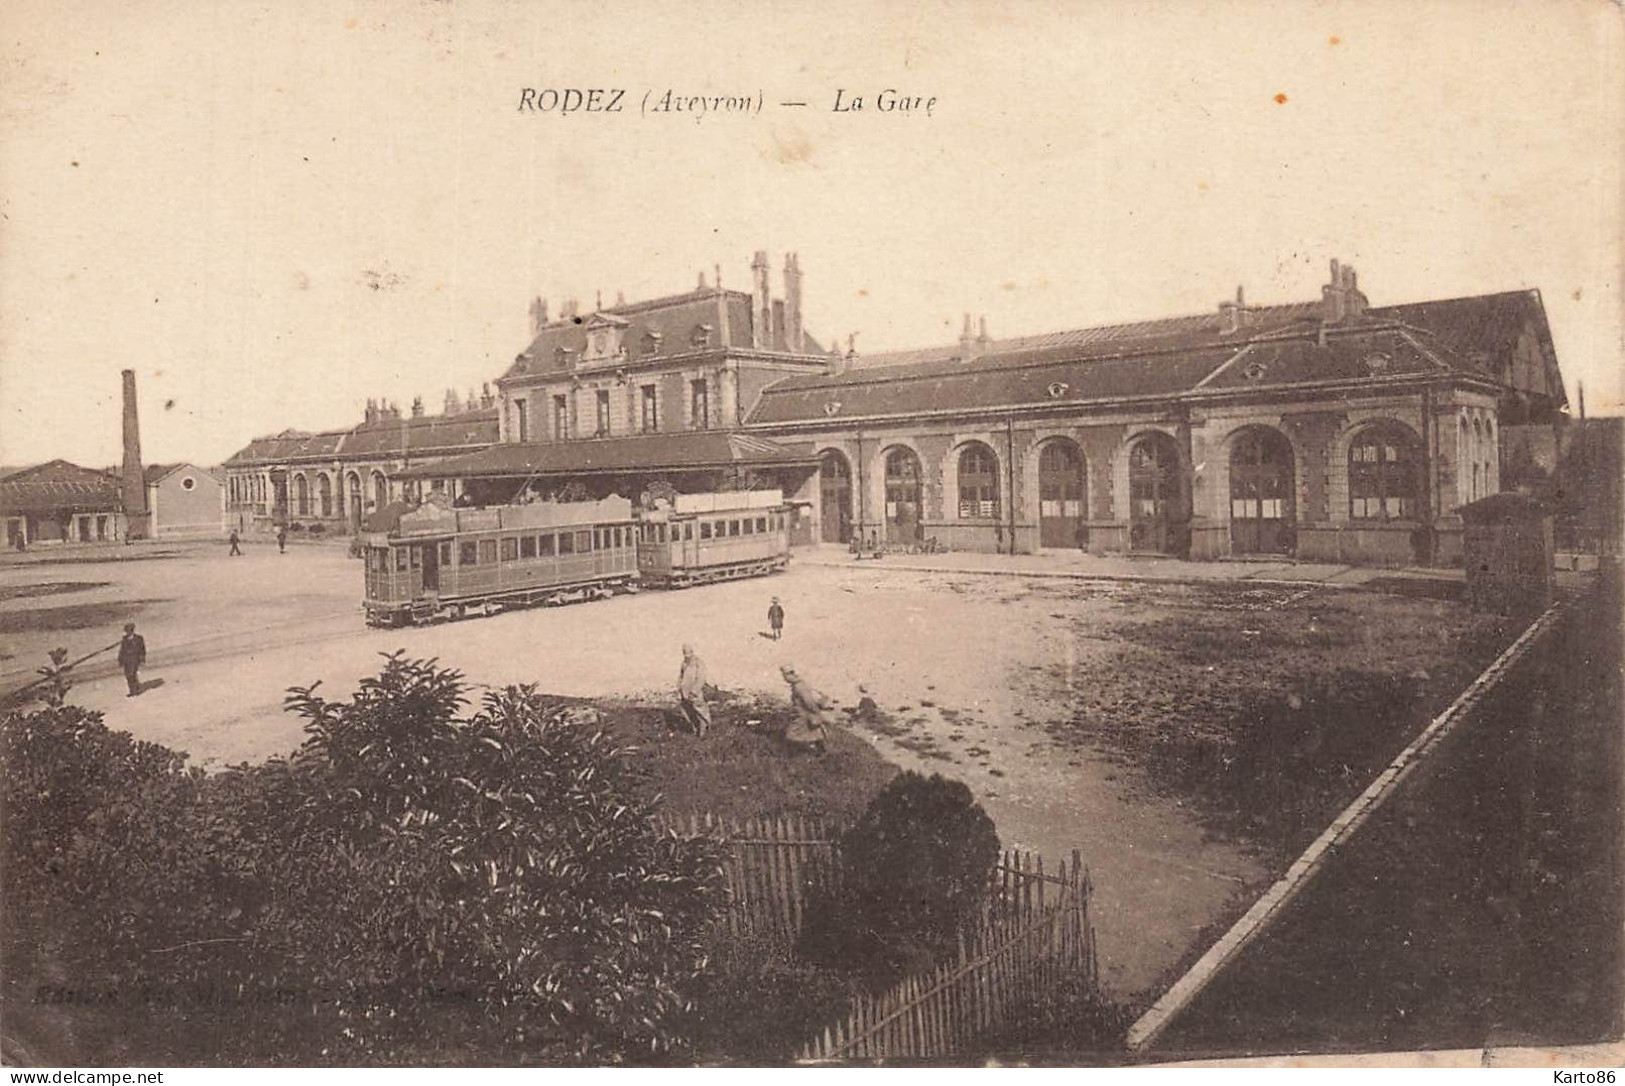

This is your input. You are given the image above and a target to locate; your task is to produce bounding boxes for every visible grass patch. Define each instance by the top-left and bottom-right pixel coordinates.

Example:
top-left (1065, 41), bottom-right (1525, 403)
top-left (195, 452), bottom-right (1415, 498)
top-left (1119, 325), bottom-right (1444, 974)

top-left (1046, 585), bottom-right (1518, 858)
top-left (584, 691), bottom-right (899, 825)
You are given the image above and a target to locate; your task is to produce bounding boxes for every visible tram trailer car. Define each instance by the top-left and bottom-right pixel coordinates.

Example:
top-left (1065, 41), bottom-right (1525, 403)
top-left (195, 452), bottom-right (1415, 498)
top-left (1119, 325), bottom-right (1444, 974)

top-left (363, 495), bottom-right (638, 626)
top-left (636, 489), bottom-right (790, 587)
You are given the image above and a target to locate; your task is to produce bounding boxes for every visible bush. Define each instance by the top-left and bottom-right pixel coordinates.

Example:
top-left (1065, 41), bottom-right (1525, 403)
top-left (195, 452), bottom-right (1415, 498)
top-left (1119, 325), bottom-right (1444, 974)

top-left (307, 523), bottom-right (326, 535)
top-left (799, 772), bottom-right (999, 988)
top-left (2, 653), bottom-right (728, 1065)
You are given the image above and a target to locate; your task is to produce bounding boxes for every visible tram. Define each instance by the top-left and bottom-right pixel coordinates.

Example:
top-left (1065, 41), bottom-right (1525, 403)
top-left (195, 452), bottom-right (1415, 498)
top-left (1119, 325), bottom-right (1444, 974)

top-left (636, 490), bottom-right (790, 588)
top-left (361, 489), bottom-right (790, 626)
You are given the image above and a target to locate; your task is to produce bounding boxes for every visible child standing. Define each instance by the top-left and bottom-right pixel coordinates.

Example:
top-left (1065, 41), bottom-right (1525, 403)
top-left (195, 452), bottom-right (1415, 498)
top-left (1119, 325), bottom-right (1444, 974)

top-left (767, 596), bottom-right (785, 641)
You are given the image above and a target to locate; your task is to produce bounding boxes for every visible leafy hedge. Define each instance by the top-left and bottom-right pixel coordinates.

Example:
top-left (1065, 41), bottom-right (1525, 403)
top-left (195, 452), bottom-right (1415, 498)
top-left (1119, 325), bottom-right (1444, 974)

top-left (3, 653), bottom-right (727, 1065)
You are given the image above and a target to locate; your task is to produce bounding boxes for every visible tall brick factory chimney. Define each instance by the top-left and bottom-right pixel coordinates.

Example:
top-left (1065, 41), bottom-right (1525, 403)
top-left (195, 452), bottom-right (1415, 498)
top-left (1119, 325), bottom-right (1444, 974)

top-left (120, 369), bottom-right (150, 540)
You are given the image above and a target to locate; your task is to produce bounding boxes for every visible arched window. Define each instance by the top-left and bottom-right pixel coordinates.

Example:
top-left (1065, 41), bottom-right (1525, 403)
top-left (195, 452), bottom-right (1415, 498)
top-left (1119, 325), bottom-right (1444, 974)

top-left (318, 474), bottom-right (333, 518)
top-left (957, 443), bottom-right (1000, 519)
top-left (293, 473), bottom-right (310, 517)
top-left (1348, 423), bottom-right (1419, 521)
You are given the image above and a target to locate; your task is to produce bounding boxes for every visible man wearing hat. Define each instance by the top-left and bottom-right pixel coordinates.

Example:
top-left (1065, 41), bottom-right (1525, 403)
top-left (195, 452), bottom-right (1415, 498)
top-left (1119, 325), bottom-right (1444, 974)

top-left (767, 596), bottom-right (785, 641)
top-left (780, 664), bottom-right (830, 754)
top-left (118, 622), bottom-right (147, 697)
top-left (677, 644), bottom-right (712, 738)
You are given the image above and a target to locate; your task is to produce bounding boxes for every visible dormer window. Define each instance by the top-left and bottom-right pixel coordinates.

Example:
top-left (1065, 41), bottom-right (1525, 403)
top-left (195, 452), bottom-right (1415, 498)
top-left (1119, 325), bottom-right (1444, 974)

top-left (690, 324), bottom-right (713, 349)
top-left (642, 330), bottom-right (662, 356)
top-left (582, 313), bottom-right (629, 363)
top-left (554, 345), bottom-right (569, 366)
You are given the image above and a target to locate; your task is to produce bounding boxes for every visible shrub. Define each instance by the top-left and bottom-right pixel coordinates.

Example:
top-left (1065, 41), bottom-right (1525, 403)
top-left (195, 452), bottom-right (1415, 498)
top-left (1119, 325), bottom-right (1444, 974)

top-left (1, 653), bottom-right (728, 1065)
top-left (800, 772), bottom-right (999, 988)
top-left (307, 523), bottom-right (326, 535)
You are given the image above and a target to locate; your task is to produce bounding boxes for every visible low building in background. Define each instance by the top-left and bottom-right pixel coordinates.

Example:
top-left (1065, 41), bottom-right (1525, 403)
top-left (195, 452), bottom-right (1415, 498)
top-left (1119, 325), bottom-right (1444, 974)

top-left (0, 460), bottom-right (127, 547)
top-left (140, 463), bottom-right (225, 537)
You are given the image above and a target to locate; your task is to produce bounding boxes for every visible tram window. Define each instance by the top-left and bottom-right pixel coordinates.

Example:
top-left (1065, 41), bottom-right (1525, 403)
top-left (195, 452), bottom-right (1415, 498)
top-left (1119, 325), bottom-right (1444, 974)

top-left (576, 530), bottom-right (593, 552)
top-left (477, 539), bottom-right (496, 564)
top-left (559, 531), bottom-right (574, 555)
top-left (460, 541), bottom-right (478, 566)
top-left (700, 521), bottom-right (713, 540)
top-left (520, 535), bottom-right (536, 559)
top-left (729, 519), bottom-right (740, 537)
top-left (757, 516), bottom-right (768, 533)
top-left (743, 518), bottom-right (755, 535)
top-left (500, 537), bottom-right (518, 562)
top-left (684, 522), bottom-right (694, 542)
top-left (395, 549), bottom-right (409, 572)
top-left (370, 548), bottom-right (387, 572)
top-left (539, 533), bottom-right (555, 557)
top-left (409, 548), bottom-right (421, 569)
top-left (439, 542), bottom-right (452, 566)
top-left (612, 526), bottom-right (623, 548)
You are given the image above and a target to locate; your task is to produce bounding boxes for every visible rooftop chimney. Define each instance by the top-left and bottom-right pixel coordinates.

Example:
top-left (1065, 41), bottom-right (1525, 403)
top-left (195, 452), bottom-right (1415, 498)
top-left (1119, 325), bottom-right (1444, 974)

top-left (411, 396), bottom-right (425, 418)
top-left (783, 253), bottom-right (805, 352)
top-left (481, 382), bottom-right (494, 409)
top-left (1321, 259), bottom-right (1368, 325)
top-left (978, 316), bottom-right (990, 345)
top-left (715, 263), bottom-right (732, 348)
top-left (365, 398), bottom-right (379, 425)
top-left (772, 299), bottom-right (788, 351)
top-left (120, 370), bottom-right (149, 539)
top-left (697, 270), bottom-right (708, 291)
top-left (1219, 284), bottom-right (1249, 334)
top-left (615, 290), bottom-right (626, 307)
top-left (562, 298), bottom-right (579, 320)
top-left (529, 296), bottom-right (549, 335)
top-left (959, 313), bottom-right (975, 354)
top-left (444, 388), bottom-right (462, 415)
top-left (751, 251), bottom-right (771, 350)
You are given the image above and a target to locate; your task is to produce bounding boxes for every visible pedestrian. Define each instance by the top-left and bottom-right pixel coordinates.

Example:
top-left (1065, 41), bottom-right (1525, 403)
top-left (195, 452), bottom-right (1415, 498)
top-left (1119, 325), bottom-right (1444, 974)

top-left (767, 596), bottom-right (785, 641)
top-left (118, 622), bottom-right (147, 698)
top-left (780, 664), bottom-right (830, 754)
top-left (677, 643), bottom-right (712, 738)
top-left (228, 529), bottom-right (242, 556)
top-left (277, 525), bottom-right (288, 554)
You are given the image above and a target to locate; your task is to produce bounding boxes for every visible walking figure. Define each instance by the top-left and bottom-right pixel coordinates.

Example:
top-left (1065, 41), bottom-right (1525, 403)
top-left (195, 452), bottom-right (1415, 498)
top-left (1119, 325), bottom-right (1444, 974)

top-left (277, 526), bottom-right (288, 554)
top-left (118, 622), bottom-right (147, 698)
top-left (677, 644), bottom-right (712, 738)
top-left (228, 529), bottom-right (242, 556)
top-left (780, 664), bottom-right (831, 754)
top-left (767, 596), bottom-right (785, 641)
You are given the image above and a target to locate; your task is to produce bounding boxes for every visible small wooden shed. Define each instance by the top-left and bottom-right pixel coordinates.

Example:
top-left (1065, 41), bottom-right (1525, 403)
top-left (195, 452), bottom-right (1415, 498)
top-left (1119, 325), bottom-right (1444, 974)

top-left (1459, 493), bottom-right (1554, 615)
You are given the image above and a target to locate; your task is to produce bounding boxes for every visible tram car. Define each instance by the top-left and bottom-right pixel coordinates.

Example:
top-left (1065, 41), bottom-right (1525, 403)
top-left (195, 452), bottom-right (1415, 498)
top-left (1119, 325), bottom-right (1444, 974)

top-left (635, 489), bottom-right (791, 587)
top-left (361, 489), bottom-right (791, 625)
top-left (362, 495), bottom-right (638, 626)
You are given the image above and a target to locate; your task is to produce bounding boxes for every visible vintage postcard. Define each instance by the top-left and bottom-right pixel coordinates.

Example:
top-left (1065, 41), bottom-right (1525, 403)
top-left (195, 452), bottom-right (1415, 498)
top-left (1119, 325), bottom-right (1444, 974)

top-left (1, 0), bottom-right (1621, 1073)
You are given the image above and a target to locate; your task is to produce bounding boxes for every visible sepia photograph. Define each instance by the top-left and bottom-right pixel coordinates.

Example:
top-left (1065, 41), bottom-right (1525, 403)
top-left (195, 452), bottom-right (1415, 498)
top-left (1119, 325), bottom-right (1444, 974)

top-left (1, 0), bottom-right (1622, 1073)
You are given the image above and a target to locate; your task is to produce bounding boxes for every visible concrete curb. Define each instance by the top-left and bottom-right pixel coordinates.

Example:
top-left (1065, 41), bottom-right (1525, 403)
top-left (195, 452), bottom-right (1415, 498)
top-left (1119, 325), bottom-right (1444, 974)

top-left (1123, 597), bottom-right (1570, 1052)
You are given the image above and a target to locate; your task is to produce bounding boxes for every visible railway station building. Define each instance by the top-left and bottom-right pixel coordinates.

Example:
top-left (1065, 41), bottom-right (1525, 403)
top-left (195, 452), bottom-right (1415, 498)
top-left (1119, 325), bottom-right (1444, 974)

top-left (250, 253), bottom-right (1571, 569)
top-left (748, 261), bottom-right (1568, 566)
top-left (221, 393), bottom-right (499, 533)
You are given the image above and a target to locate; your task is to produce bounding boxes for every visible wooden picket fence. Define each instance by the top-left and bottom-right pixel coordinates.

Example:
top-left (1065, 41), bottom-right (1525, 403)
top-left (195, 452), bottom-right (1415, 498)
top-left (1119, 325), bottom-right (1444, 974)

top-left (666, 815), bottom-right (1100, 1060)
top-left (665, 812), bottom-right (840, 939)
top-left (798, 849), bottom-right (1097, 1063)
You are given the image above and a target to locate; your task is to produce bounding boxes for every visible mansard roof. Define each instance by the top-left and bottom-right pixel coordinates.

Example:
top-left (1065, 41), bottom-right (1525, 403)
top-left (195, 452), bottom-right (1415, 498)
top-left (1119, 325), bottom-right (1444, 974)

top-left (747, 290), bottom-right (1565, 428)
top-left (501, 289), bottom-right (827, 381)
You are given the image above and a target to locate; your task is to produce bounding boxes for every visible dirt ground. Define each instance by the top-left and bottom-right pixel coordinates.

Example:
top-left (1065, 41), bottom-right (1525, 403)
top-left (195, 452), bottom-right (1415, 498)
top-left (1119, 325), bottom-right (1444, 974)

top-left (0, 541), bottom-right (1512, 1001)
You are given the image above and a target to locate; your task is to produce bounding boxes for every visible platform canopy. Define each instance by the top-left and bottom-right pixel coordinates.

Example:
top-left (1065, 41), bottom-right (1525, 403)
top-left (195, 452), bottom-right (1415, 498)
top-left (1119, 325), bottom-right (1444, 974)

top-left (396, 430), bottom-right (818, 482)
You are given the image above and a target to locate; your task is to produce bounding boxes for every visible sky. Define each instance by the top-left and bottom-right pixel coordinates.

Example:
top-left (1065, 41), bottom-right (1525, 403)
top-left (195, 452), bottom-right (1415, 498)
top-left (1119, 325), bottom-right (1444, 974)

top-left (2, 0), bottom-right (1621, 468)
